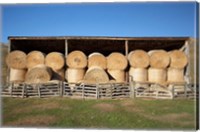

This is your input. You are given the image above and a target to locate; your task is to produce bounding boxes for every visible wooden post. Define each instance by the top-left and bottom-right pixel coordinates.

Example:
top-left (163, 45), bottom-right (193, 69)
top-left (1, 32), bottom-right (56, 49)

top-left (96, 83), bottom-right (99, 99)
top-left (10, 83), bottom-right (13, 97)
top-left (125, 40), bottom-right (129, 82)
top-left (171, 84), bottom-right (174, 99)
top-left (82, 84), bottom-right (84, 99)
top-left (125, 40), bottom-right (129, 58)
top-left (65, 39), bottom-right (68, 56)
top-left (184, 84), bottom-right (187, 98)
top-left (110, 83), bottom-right (113, 99)
top-left (22, 83), bottom-right (26, 98)
top-left (63, 82), bottom-right (66, 96)
top-left (37, 84), bottom-right (41, 98)
top-left (129, 76), bottom-right (135, 99)
top-left (59, 81), bottom-right (63, 97)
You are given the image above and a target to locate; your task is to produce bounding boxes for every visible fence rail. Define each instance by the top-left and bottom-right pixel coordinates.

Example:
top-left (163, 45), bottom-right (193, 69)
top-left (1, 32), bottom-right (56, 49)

top-left (1, 81), bottom-right (197, 99)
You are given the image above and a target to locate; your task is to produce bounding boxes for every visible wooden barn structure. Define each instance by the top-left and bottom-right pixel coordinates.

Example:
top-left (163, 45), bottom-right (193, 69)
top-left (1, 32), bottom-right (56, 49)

top-left (1, 36), bottom-right (198, 99)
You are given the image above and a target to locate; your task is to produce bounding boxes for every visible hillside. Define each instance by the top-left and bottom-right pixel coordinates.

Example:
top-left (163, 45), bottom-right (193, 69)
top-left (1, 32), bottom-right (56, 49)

top-left (1, 43), bottom-right (8, 86)
top-left (188, 38), bottom-right (199, 85)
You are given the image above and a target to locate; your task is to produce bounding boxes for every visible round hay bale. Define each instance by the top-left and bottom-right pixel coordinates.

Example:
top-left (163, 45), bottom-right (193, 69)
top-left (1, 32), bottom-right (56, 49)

top-left (66, 68), bottom-right (85, 83)
top-left (169, 50), bottom-right (188, 68)
top-left (128, 50), bottom-right (149, 68)
top-left (6, 50), bottom-right (27, 69)
top-left (88, 52), bottom-right (107, 69)
top-left (167, 68), bottom-right (185, 83)
top-left (149, 50), bottom-right (170, 68)
top-left (45, 52), bottom-right (65, 71)
top-left (66, 50), bottom-right (87, 68)
top-left (26, 51), bottom-right (45, 69)
top-left (52, 68), bottom-right (65, 81)
top-left (148, 68), bottom-right (167, 84)
top-left (107, 52), bottom-right (128, 70)
top-left (107, 69), bottom-right (125, 82)
top-left (25, 65), bottom-right (52, 84)
top-left (84, 66), bottom-right (109, 83)
top-left (129, 67), bottom-right (147, 82)
top-left (10, 68), bottom-right (27, 82)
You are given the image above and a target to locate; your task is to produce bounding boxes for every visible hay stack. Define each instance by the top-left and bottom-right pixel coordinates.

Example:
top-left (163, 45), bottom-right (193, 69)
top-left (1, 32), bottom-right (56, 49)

top-left (128, 50), bottom-right (149, 68)
top-left (26, 51), bottom-right (45, 69)
top-left (107, 52), bottom-right (128, 70)
top-left (52, 68), bottom-right (65, 81)
top-left (169, 50), bottom-right (188, 68)
top-left (148, 68), bottom-right (166, 84)
top-left (107, 69), bottom-right (125, 82)
top-left (66, 50), bottom-right (87, 68)
top-left (66, 68), bottom-right (85, 83)
top-left (25, 65), bottom-right (52, 84)
top-left (88, 52), bottom-right (107, 69)
top-left (167, 68), bottom-right (185, 83)
top-left (84, 66), bottom-right (109, 83)
top-left (6, 50), bottom-right (27, 69)
top-left (129, 67), bottom-right (147, 82)
top-left (10, 68), bottom-right (27, 82)
top-left (45, 52), bottom-right (65, 71)
top-left (149, 50), bottom-right (170, 68)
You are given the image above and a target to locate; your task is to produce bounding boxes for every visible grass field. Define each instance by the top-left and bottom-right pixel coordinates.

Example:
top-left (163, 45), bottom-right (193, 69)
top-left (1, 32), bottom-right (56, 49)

top-left (1, 97), bottom-right (196, 130)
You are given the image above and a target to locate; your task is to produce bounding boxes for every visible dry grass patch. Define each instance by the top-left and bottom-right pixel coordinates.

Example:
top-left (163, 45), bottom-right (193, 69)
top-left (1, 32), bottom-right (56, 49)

top-left (5, 115), bottom-right (57, 127)
top-left (141, 112), bottom-right (194, 127)
top-left (12, 102), bottom-right (61, 114)
top-left (120, 99), bottom-right (143, 113)
top-left (93, 103), bottom-right (116, 112)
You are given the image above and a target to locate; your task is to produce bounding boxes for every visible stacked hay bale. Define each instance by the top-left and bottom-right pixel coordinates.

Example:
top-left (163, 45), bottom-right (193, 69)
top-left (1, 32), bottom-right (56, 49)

top-left (25, 51), bottom-right (58, 84)
top-left (83, 52), bottom-right (109, 83)
top-left (45, 52), bottom-right (65, 81)
top-left (25, 64), bottom-right (52, 84)
top-left (66, 50), bottom-right (87, 84)
top-left (107, 52), bottom-right (128, 82)
top-left (88, 52), bottom-right (107, 70)
top-left (167, 50), bottom-right (188, 83)
top-left (26, 51), bottom-right (45, 69)
top-left (148, 50), bottom-right (170, 85)
top-left (6, 50), bottom-right (27, 83)
top-left (128, 50), bottom-right (149, 83)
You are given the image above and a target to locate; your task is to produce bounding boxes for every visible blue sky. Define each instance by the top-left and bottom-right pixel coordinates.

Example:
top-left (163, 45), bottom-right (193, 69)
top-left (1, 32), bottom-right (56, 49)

top-left (1, 2), bottom-right (198, 43)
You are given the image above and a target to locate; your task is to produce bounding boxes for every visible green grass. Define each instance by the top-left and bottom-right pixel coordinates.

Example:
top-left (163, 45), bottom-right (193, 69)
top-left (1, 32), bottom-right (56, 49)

top-left (1, 97), bottom-right (196, 130)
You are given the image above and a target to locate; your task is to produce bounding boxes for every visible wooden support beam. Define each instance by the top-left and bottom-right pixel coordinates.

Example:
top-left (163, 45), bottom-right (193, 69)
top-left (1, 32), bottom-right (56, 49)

top-left (125, 40), bottom-right (129, 58)
top-left (65, 39), bottom-right (68, 56)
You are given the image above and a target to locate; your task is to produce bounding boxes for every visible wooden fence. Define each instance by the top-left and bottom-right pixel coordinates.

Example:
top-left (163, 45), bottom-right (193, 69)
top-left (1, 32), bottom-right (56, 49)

top-left (1, 81), bottom-right (197, 99)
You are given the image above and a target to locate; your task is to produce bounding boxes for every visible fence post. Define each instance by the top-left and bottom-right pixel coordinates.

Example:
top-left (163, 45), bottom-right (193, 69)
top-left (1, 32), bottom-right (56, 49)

top-left (10, 83), bottom-right (13, 97)
top-left (96, 83), bottom-right (99, 99)
top-left (59, 81), bottom-right (63, 97)
top-left (111, 83), bottom-right (114, 99)
top-left (82, 83), bottom-right (85, 99)
top-left (63, 82), bottom-right (66, 96)
top-left (129, 76), bottom-right (135, 99)
top-left (184, 84), bottom-right (187, 98)
top-left (22, 83), bottom-right (26, 98)
top-left (37, 84), bottom-right (41, 98)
